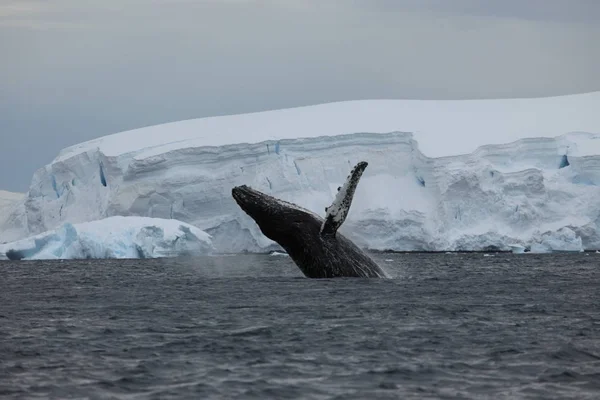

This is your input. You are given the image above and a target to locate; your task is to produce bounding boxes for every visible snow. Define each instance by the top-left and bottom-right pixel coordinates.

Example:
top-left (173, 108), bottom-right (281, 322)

top-left (0, 216), bottom-right (213, 260)
top-left (529, 227), bottom-right (583, 253)
top-left (0, 191), bottom-right (25, 244)
top-left (2, 92), bottom-right (600, 253)
top-left (54, 92), bottom-right (600, 162)
top-left (508, 228), bottom-right (584, 254)
top-left (0, 190), bottom-right (24, 209)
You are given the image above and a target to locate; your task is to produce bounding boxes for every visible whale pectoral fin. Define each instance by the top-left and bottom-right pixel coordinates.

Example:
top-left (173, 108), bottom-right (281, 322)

top-left (320, 161), bottom-right (368, 236)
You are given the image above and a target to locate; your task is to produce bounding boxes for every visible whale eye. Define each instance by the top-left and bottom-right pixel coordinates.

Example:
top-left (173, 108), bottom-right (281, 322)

top-left (337, 186), bottom-right (341, 191)
top-left (325, 207), bottom-right (328, 212)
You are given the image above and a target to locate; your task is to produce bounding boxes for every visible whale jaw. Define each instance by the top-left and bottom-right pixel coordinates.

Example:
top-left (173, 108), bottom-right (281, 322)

top-left (231, 185), bottom-right (320, 246)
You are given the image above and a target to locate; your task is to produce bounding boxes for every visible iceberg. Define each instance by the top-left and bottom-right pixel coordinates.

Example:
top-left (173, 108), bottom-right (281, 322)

top-left (529, 227), bottom-right (583, 253)
top-left (0, 216), bottom-right (213, 260)
top-left (2, 93), bottom-right (600, 253)
top-left (508, 227), bottom-right (584, 254)
top-left (269, 251), bottom-right (289, 257)
top-left (508, 244), bottom-right (527, 254)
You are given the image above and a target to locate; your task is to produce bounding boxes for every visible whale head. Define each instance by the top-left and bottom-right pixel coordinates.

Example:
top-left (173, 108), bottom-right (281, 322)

top-left (231, 185), bottom-right (321, 246)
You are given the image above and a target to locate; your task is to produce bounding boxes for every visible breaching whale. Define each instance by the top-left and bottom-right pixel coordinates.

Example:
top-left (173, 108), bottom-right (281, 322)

top-left (232, 161), bottom-right (387, 278)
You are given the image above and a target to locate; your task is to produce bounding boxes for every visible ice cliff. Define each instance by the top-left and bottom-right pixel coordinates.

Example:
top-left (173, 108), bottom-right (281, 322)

top-left (2, 93), bottom-right (600, 253)
top-left (0, 191), bottom-right (25, 244)
top-left (0, 216), bottom-right (213, 260)
top-left (0, 191), bottom-right (23, 211)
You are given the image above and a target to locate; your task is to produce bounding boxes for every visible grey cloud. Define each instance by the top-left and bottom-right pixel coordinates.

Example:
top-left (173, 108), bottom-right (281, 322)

top-left (361, 0), bottom-right (600, 23)
top-left (1, 0), bottom-right (599, 191)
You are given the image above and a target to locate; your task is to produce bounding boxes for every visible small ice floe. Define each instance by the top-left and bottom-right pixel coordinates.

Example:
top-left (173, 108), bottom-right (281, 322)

top-left (269, 251), bottom-right (289, 257)
top-left (483, 254), bottom-right (494, 257)
top-left (508, 244), bottom-right (526, 254)
top-left (385, 259), bottom-right (394, 262)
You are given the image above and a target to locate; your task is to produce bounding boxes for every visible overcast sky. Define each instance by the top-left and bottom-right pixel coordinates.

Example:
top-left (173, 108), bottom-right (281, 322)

top-left (1, 0), bottom-right (599, 191)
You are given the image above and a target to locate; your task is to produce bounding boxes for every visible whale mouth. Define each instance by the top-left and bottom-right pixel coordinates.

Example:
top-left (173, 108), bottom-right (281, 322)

top-left (232, 185), bottom-right (254, 202)
top-left (232, 185), bottom-right (280, 226)
top-left (232, 185), bottom-right (264, 211)
top-left (232, 185), bottom-right (318, 219)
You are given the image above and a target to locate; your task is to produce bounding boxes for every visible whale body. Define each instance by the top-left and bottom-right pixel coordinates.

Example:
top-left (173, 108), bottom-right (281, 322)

top-left (232, 161), bottom-right (387, 278)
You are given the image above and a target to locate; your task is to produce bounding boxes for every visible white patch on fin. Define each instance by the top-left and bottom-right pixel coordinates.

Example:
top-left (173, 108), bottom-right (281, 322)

top-left (320, 161), bottom-right (368, 236)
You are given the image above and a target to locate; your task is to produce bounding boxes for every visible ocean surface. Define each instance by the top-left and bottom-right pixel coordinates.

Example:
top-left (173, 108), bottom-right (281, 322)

top-left (0, 253), bottom-right (598, 399)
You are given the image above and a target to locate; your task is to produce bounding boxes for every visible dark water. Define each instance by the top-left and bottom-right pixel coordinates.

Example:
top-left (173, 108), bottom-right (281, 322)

top-left (0, 253), bottom-right (599, 399)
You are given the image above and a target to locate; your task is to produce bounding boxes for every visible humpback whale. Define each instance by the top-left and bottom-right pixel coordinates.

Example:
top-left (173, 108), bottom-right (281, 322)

top-left (232, 161), bottom-right (387, 278)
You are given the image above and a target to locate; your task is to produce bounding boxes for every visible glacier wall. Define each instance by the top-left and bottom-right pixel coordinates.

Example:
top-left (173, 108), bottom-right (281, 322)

top-left (0, 191), bottom-right (25, 244)
top-left (5, 130), bottom-right (600, 252)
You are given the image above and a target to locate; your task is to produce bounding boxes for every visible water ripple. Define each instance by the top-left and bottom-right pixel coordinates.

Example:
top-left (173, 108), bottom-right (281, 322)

top-left (0, 253), bottom-right (598, 399)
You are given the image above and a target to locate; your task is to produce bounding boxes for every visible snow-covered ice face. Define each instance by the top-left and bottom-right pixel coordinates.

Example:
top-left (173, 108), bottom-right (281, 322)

top-left (231, 185), bottom-right (321, 245)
